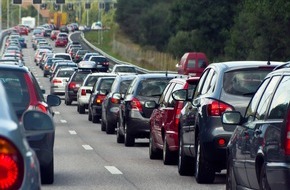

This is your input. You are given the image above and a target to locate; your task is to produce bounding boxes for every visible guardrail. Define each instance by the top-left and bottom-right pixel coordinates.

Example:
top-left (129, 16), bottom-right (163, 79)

top-left (0, 29), bottom-right (13, 55)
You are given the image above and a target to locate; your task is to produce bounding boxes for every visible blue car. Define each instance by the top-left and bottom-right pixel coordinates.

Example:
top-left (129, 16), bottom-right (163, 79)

top-left (18, 37), bottom-right (27, 48)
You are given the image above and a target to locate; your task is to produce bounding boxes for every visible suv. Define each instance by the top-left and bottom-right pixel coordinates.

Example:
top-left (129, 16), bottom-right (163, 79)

top-left (148, 76), bottom-right (199, 165)
top-left (117, 73), bottom-right (179, 147)
top-left (223, 64), bottom-right (290, 190)
top-left (172, 61), bottom-right (284, 183)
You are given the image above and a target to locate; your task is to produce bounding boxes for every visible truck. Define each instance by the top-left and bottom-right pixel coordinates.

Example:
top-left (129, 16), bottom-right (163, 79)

top-left (21, 16), bottom-right (36, 29)
top-left (53, 12), bottom-right (67, 29)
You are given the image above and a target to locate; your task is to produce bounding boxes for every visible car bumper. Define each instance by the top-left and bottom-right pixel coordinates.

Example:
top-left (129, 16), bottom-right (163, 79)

top-left (51, 86), bottom-right (65, 95)
top-left (267, 162), bottom-right (290, 190)
top-left (92, 104), bottom-right (102, 117)
top-left (126, 110), bottom-right (150, 138)
top-left (67, 90), bottom-right (77, 100)
top-left (78, 96), bottom-right (90, 106)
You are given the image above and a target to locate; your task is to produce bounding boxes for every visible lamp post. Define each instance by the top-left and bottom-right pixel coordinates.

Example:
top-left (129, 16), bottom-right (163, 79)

top-left (7, 0), bottom-right (9, 28)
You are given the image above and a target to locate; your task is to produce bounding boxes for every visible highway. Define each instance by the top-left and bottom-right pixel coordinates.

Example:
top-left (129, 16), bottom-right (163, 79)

top-left (22, 32), bottom-right (226, 190)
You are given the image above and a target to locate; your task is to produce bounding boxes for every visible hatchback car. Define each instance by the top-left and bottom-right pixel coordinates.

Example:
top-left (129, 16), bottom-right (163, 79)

top-left (88, 55), bottom-right (110, 72)
top-left (0, 82), bottom-right (42, 189)
top-left (55, 35), bottom-right (68, 47)
top-left (172, 61), bottom-right (284, 183)
top-left (148, 76), bottom-right (199, 165)
top-left (110, 65), bottom-right (138, 74)
top-left (74, 49), bottom-right (90, 63)
top-left (0, 64), bottom-right (61, 184)
top-left (117, 73), bottom-right (179, 147)
top-left (223, 64), bottom-right (290, 190)
top-left (50, 67), bottom-right (76, 95)
top-left (77, 73), bottom-right (116, 114)
top-left (102, 74), bottom-right (136, 135)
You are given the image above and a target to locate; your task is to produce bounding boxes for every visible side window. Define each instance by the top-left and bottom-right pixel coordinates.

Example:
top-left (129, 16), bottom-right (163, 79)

top-left (159, 83), bottom-right (173, 105)
top-left (255, 76), bottom-right (280, 120)
top-left (245, 77), bottom-right (270, 118)
top-left (168, 83), bottom-right (183, 107)
top-left (193, 69), bottom-right (210, 98)
top-left (187, 59), bottom-right (196, 68)
top-left (268, 75), bottom-right (290, 119)
top-left (201, 69), bottom-right (214, 94)
top-left (126, 78), bottom-right (137, 95)
top-left (208, 71), bottom-right (217, 93)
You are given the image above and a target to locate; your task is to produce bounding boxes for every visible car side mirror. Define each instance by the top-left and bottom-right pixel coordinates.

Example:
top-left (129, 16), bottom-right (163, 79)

top-left (221, 111), bottom-right (242, 125)
top-left (100, 89), bottom-right (108, 95)
top-left (172, 89), bottom-right (190, 101)
top-left (47, 94), bottom-right (61, 107)
top-left (22, 110), bottom-right (54, 131)
top-left (144, 100), bottom-right (157, 109)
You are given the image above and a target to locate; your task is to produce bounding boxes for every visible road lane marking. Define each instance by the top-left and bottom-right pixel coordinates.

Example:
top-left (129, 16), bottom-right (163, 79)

top-left (105, 166), bottom-right (123, 175)
top-left (82, 145), bottom-right (93, 150)
top-left (60, 120), bottom-right (67, 123)
top-left (69, 130), bottom-right (77, 135)
top-left (54, 111), bottom-right (60, 114)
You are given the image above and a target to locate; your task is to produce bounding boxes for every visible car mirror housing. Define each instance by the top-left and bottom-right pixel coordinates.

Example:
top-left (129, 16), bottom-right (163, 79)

top-left (22, 110), bottom-right (54, 131)
top-left (172, 89), bottom-right (189, 101)
top-left (47, 94), bottom-right (61, 107)
top-left (221, 111), bottom-right (242, 125)
top-left (144, 100), bottom-right (157, 109)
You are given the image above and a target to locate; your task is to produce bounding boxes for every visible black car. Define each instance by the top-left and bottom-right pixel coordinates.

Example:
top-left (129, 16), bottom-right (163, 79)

top-left (88, 55), bottom-right (110, 72)
top-left (101, 74), bottom-right (136, 134)
top-left (222, 63), bottom-right (290, 190)
top-left (59, 25), bottom-right (69, 33)
top-left (117, 73), bottom-right (178, 147)
top-left (172, 61), bottom-right (284, 183)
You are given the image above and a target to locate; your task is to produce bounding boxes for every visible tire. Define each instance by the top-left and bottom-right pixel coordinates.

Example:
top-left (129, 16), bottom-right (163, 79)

top-left (259, 164), bottom-right (270, 190)
top-left (65, 97), bottom-right (72, 105)
top-left (178, 135), bottom-right (195, 176)
top-left (41, 158), bottom-right (54, 184)
top-left (163, 135), bottom-right (178, 165)
top-left (195, 135), bottom-right (215, 184)
top-left (101, 118), bottom-right (106, 131)
top-left (116, 121), bottom-right (124, 143)
top-left (149, 132), bottom-right (162, 159)
top-left (88, 109), bottom-right (92, 121)
top-left (226, 155), bottom-right (237, 190)
top-left (79, 105), bottom-right (85, 114)
top-left (124, 123), bottom-right (135, 147)
top-left (106, 119), bottom-right (115, 134)
top-left (92, 115), bottom-right (100, 123)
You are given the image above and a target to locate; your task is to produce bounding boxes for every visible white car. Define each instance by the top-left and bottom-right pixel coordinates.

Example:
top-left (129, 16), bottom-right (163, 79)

top-left (110, 64), bottom-right (138, 74)
top-left (77, 73), bottom-right (116, 114)
top-left (50, 67), bottom-right (76, 95)
top-left (52, 52), bottom-right (72, 61)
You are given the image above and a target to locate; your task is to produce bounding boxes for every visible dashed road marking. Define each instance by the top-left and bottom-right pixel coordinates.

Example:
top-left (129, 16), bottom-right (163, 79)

top-left (60, 120), bottom-right (67, 123)
top-left (69, 130), bottom-right (77, 135)
top-left (54, 111), bottom-right (60, 114)
top-left (105, 166), bottom-right (123, 175)
top-left (82, 145), bottom-right (93, 150)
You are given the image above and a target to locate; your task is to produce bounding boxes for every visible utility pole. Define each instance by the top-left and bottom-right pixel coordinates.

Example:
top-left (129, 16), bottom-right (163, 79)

top-left (7, 0), bottom-right (9, 28)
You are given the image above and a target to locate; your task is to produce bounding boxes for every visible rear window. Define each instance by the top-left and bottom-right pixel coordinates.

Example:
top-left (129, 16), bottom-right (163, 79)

top-left (137, 78), bottom-right (170, 97)
top-left (115, 67), bottom-right (136, 73)
top-left (223, 70), bottom-right (271, 96)
top-left (57, 70), bottom-right (74, 78)
top-left (72, 72), bottom-right (90, 82)
top-left (55, 55), bottom-right (71, 60)
top-left (98, 79), bottom-right (115, 91)
top-left (90, 57), bottom-right (107, 63)
top-left (84, 76), bottom-right (100, 87)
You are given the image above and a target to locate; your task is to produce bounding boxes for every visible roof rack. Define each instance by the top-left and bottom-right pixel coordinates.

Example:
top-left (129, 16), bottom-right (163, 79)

top-left (273, 62), bottom-right (290, 71)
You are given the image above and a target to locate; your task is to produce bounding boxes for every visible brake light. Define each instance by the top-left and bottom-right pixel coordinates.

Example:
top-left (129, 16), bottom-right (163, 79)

top-left (68, 82), bottom-right (76, 90)
top-left (0, 138), bottom-right (24, 190)
top-left (81, 89), bottom-right (86, 96)
top-left (207, 100), bottom-right (233, 116)
top-left (175, 101), bottom-right (184, 126)
top-left (110, 97), bottom-right (120, 104)
top-left (95, 94), bottom-right (106, 105)
top-left (284, 111), bottom-right (290, 155)
top-left (75, 55), bottom-right (79, 59)
top-left (52, 79), bottom-right (62, 84)
top-left (131, 98), bottom-right (142, 112)
top-left (102, 62), bottom-right (109, 66)
top-left (28, 103), bottom-right (48, 113)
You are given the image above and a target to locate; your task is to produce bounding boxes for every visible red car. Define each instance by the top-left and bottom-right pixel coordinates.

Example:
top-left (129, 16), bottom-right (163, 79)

top-left (148, 76), bottom-right (199, 164)
top-left (50, 30), bottom-right (60, 40)
top-left (55, 36), bottom-right (68, 47)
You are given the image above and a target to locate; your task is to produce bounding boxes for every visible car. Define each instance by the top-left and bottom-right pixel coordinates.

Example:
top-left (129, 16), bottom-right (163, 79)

top-left (18, 36), bottom-right (27, 48)
top-left (0, 64), bottom-right (61, 184)
top-left (176, 52), bottom-right (208, 76)
top-left (65, 41), bottom-right (81, 53)
top-left (55, 33), bottom-right (68, 47)
top-left (222, 63), bottom-right (290, 190)
top-left (82, 52), bottom-right (100, 61)
top-left (148, 76), bottom-right (200, 165)
top-left (49, 61), bottom-right (77, 80)
top-left (68, 47), bottom-right (82, 60)
top-left (88, 76), bottom-right (116, 124)
top-left (43, 57), bottom-right (64, 77)
top-left (34, 49), bottom-right (52, 66)
top-left (88, 55), bottom-right (110, 72)
top-left (74, 49), bottom-right (90, 63)
top-left (77, 73), bottom-right (116, 114)
top-left (110, 64), bottom-right (138, 74)
top-left (171, 61), bottom-right (284, 183)
top-left (50, 67), bottom-right (76, 95)
top-left (50, 30), bottom-right (60, 40)
top-left (59, 25), bottom-right (69, 33)
top-left (0, 82), bottom-right (43, 189)
top-left (66, 44), bottom-right (82, 54)
top-left (52, 52), bottom-right (72, 61)
top-left (116, 73), bottom-right (179, 147)
top-left (101, 74), bottom-right (137, 134)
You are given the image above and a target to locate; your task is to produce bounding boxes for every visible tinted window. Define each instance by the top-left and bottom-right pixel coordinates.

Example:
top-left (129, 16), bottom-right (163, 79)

top-left (84, 76), bottom-right (99, 87)
top-left (159, 83), bottom-right (175, 106)
top-left (99, 79), bottom-right (114, 91)
top-left (168, 83), bottom-right (183, 107)
top-left (72, 72), bottom-right (89, 82)
top-left (137, 78), bottom-right (170, 97)
top-left (115, 67), bottom-right (136, 73)
top-left (198, 59), bottom-right (207, 68)
top-left (201, 69), bottom-right (214, 94)
top-left (224, 70), bottom-right (270, 96)
top-left (57, 70), bottom-right (74, 78)
top-left (255, 76), bottom-right (280, 120)
top-left (55, 55), bottom-right (71, 60)
top-left (193, 69), bottom-right (209, 98)
top-left (119, 80), bottom-right (133, 94)
top-left (187, 59), bottom-right (196, 68)
top-left (90, 57), bottom-right (107, 63)
top-left (268, 76), bottom-right (290, 119)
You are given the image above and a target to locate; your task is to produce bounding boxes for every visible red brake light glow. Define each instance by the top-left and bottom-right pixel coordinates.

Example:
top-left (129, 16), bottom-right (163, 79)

top-left (52, 79), bottom-right (62, 84)
top-left (68, 82), bottom-right (76, 90)
top-left (207, 100), bottom-right (233, 116)
top-left (284, 111), bottom-right (290, 155)
top-left (131, 97), bottom-right (142, 112)
top-left (95, 94), bottom-right (106, 105)
top-left (81, 89), bottom-right (86, 96)
top-left (0, 138), bottom-right (24, 190)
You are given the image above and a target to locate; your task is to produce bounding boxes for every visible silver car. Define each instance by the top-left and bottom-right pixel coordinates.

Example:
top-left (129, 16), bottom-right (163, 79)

top-left (50, 67), bottom-right (76, 95)
top-left (0, 82), bottom-right (54, 189)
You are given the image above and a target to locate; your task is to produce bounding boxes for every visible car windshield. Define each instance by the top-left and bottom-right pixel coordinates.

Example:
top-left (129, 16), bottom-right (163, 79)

top-left (223, 70), bottom-right (271, 96)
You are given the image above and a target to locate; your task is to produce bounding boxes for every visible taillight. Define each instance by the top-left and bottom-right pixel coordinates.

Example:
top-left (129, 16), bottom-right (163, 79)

top-left (95, 94), bottom-right (106, 105)
top-left (75, 55), bottom-right (79, 59)
top-left (68, 82), bottom-right (76, 90)
top-left (207, 99), bottom-right (233, 116)
top-left (131, 98), bottom-right (142, 112)
top-left (0, 137), bottom-right (24, 190)
top-left (284, 111), bottom-right (290, 155)
top-left (81, 89), bottom-right (86, 96)
top-left (28, 103), bottom-right (48, 113)
top-left (102, 62), bottom-right (109, 66)
top-left (175, 101), bottom-right (183, 126)
top-left (52, 79), bottom-right (62, 84)
top-left (110, 97), bottom-right (120, 104)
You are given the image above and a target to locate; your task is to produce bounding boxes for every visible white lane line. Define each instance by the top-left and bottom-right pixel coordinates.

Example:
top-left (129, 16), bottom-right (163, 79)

top-left (82, 145), bottom-right (93, 150)
top-left (60, 120), bottom-right (67, 123)
top-left (105, 166), bottom-right (123, 175)
top-left (54, 111), bottom-right (60, 114)
top-left (69, 130), bottom-right (77, 135)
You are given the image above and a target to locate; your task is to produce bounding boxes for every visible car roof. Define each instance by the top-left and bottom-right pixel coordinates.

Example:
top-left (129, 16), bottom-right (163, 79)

top-left (209, 61), bottom-right (285, 71)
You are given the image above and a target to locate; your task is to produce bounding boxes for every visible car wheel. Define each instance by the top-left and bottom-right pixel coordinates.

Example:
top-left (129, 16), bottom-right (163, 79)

top-left (65, 97), bottom-right (72, 105)
top-left (259, 164), bottom-right (270, 190)
top-left (88, 109), bottom-right (92, 121)
top-left (106, 118), bottom-right (115, 134)
top-left (149, 131), bottom-right (162, 159)
top-left (101, 118), bottom-right (106, 131)
top-left (41, 158), bottom-right (54, 184)
top-left (79, 105), bottom-right (85, 114)
top-left (43, 73), bottom-right (47, 77)
top-left (163, 135), bottom-right (177, 165)
top-left (195, 135), bottom-right (215, 184)
top-left (116, 121), bottom-right (124, 143)
top-left (178, 135), bottom-right (194, 176)
top-left (124, 123), bottom-right (134, 147)
top-left (92, 115), bottom-right (100, 123)
top-left (226, 155), bottom-right (237, 190)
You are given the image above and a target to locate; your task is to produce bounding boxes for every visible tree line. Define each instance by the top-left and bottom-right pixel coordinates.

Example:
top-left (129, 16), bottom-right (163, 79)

top-left (115, 0), bottom-right (290, 62)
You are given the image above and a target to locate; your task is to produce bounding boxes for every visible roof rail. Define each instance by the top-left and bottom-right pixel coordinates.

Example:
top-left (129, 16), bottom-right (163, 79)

top-left (273, 62), bottom-right (290, 71)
